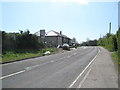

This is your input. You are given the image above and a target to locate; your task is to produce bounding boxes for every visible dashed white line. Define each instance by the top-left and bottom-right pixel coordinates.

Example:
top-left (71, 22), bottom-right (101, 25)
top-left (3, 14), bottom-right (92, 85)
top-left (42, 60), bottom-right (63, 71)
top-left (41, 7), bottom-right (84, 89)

top-left (25, 65), bottom-right (39, 70)
top-left (67, 56), bottom-right (71, 58)
top-left (50, 60), bottom-right (54, 63)
top-left (68, 48), bottom-right (100, 88)
top-left (0, 54), bottom-right (74, 80)
top-left (0, 70), bottom-right (26, 80)
top-left (1, 47), bottom-right (97, 80)
top-left (1, 61), bottom-right (51, 79)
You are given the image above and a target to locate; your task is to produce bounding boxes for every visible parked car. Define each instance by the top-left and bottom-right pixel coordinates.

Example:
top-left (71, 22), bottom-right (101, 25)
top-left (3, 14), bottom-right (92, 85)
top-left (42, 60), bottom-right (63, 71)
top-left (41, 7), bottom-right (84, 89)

top-left (69, 44), bottom-right (74, 48)
top-left (62, 43), bottom-right (70, 51)
top-left (57, 45), bottom-right (63, 48)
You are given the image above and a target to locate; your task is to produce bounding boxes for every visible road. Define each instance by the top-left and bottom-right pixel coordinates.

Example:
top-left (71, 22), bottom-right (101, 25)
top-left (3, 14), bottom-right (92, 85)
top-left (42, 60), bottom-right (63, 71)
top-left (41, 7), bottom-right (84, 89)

top-left (1, 46), bottom-right (118, 88)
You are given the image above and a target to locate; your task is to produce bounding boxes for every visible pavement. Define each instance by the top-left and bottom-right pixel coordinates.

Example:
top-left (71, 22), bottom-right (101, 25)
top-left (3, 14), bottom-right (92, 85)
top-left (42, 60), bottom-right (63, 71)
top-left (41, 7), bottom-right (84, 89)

top-left (81, 47), bottom-right (118, 88)
top-left (1, 46), bottom-right (118, 88)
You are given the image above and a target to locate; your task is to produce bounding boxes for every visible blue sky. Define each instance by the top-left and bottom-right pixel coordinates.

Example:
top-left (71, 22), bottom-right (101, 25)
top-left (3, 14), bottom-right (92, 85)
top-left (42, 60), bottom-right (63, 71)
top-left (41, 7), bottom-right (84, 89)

top-left (1, 1), bottom-right (118, 43)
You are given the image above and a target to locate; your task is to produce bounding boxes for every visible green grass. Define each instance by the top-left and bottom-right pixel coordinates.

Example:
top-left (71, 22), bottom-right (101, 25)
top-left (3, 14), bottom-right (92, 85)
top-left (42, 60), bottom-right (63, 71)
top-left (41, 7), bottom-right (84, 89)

top-left (101, 46), bottom-right (120, 72)
top-left (112, 52), bottom-right (118, 63)
top-left (111, 52), bottom-right (120, 72)
top-left (0, 54), bottom-right (2, 63)
top-left (2, 48), bottom-right (57, 63)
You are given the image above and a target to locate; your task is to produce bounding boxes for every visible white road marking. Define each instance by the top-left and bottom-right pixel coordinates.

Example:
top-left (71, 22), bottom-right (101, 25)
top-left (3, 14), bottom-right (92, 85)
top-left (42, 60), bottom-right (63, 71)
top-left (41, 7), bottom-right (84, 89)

top-left (0, 70), bottom-right (26, 80)
top-left (68, 48), bottom-right (100, 88)
top-left (73, 53), bottom-right (77, 56)
top-left (1, 61), bottom-right (50, 79)
top-left (67, 56), bottom-right (71, 58)
top-left (50, 60), bottom-right (54, 63)
top-left (1, 47), bottom-right (98, 80)
top-left (77, 68), bottom-right (92, 88)
top-left (25, 65), bottom-right (39, 70)
top-left (1, 56), bottom-right (69, 80)
top-left (25, 61), bottom-right (52, 71)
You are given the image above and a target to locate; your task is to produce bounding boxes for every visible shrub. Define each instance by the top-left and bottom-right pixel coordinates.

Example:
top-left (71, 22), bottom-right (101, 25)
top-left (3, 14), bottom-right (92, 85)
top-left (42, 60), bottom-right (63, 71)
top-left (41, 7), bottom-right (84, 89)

top-left (117, 28), bottom-right (120, 64)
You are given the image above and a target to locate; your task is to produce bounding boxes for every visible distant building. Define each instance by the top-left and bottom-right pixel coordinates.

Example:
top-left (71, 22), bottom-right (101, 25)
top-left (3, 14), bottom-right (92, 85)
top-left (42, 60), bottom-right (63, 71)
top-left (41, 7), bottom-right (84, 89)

top-left (35, 30), bottom-right (71, 47)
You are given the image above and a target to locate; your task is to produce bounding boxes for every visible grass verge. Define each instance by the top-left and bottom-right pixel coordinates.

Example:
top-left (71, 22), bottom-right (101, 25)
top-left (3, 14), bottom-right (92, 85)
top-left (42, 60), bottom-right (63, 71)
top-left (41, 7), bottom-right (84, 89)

top-left (111, 52), bottom-right (120, 72)
top-left (2, 48), bottom-right (58, 63)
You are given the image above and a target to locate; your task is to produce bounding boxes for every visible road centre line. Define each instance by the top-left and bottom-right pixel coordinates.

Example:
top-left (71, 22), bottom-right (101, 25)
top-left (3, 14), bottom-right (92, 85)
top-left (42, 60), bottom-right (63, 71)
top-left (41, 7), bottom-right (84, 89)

top-left (2, 49), bottom-right (74, 66)
top-left (1, 61), bottom-right (52, 80)
top-left (0, 70), bottom-right (26, 80)
top-left (1, 47), bottom-right (95, 80)
top-left (0, 53), bottom-right (75, 79)
top-left (2, 47), bottom-right (83, 66)
top-left (68, 48), bottom-right (100, 88)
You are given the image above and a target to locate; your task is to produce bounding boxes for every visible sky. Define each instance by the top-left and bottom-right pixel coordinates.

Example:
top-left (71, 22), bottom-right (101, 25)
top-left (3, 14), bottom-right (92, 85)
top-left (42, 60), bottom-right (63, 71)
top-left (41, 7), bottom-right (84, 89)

top-left (0, 0), bottom-right (119, 43)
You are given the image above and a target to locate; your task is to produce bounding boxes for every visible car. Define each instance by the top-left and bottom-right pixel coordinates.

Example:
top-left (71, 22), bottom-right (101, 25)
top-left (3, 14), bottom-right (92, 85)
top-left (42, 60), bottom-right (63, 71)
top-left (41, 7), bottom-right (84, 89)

top-left (62, 43), bottom-right (70, 51)
top-left (69, 44), bottom-right (74, 48)
top-left (57, 45), bottom-right (63, 48)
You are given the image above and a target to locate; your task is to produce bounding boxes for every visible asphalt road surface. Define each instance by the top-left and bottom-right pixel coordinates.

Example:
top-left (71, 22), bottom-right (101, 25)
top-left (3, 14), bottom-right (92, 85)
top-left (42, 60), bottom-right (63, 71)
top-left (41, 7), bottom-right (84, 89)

top-left (1, 46), bottom-right (118, 88)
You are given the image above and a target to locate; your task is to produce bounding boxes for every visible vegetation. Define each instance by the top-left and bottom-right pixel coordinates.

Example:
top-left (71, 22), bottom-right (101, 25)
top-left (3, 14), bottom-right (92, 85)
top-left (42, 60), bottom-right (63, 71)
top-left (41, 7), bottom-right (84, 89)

top-left (81, 39), bottom-right (97, 46)
top-left (2, 30), bottom-right (57, 63)
top-left (112, 52), bottom-right (118, 63)
top-left (97, 27), bottom-right (120, 71)
top-left (2, 30), bottom-right (45, 53)
top-left (97, 34), bottom-right (118, 51)
top-left (117, 28), bottom-right (120, 65)
top-left (2, 48), bottom-right (57, 63)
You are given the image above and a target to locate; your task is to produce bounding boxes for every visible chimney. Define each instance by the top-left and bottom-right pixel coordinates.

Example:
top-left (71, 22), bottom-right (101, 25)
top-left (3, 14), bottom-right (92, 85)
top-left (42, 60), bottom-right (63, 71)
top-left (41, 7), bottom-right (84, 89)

top-left (109, 22), bottom-right (111, 34)
top-left (60, 31), bottom-right (62, 35)
top-left (40, 29), bottom-right (45, 38)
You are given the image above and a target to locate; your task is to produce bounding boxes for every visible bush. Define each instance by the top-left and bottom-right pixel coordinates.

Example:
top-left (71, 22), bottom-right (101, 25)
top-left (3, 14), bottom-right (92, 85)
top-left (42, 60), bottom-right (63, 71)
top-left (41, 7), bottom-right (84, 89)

top-left (97, 34), bottom-right (118, 52)
top-left (117, 28), bottom-right (120, 64)
top-left (2, 30), bottom-right (45, 53)
top-left (97, 28), bottom-right (120, 64)
top-left (2, 31), bottom-right (17, 53)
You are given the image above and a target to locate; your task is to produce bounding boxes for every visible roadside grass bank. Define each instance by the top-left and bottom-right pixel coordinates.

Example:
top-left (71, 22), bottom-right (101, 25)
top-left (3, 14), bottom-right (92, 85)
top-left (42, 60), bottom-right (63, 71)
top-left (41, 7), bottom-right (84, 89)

top-left (2, 48), bottom-right (58, 63)
top-left (99, 46), bottom-right (119, 72)
top-left (97, 28), bottom-right (120, 72)
top-left (111, 52), bottom-right (120, 72)
top-left (111, 52), bottom-right (118, 64)
top-left (104, 46), bottom-right (120, 72)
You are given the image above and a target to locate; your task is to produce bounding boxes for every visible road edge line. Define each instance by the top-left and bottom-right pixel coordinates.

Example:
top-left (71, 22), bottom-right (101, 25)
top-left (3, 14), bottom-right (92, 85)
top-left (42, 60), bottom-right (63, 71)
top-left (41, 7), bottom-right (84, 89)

top-left (77, 68), bottom-right (92, 88)
top-left (68, 47), bottom-right (100, 88)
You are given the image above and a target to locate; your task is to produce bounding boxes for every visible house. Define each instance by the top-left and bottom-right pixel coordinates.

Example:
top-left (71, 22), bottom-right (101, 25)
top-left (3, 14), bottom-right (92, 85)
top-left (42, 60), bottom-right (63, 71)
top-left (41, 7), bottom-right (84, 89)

top-left (34, 30), bottom-right (71, 47)
top-left (45, 30), bottom-right (71, 47)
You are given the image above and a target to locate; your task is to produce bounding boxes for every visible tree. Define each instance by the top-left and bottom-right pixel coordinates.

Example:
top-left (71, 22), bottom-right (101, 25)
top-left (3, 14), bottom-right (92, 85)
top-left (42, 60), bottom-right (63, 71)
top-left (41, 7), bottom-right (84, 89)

top-left (106, 33), bottom-right (111, 38)
top-left (81, 39), bottom-right (97, 46)
top-left (25, 29), bottom-right (30, 34)
top-left (19, 30), bottom-right (23, 34)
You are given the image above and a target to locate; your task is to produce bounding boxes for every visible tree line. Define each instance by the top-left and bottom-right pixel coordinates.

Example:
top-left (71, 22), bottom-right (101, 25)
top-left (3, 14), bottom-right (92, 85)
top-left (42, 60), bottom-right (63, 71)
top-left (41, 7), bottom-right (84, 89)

top-left (81, 39), bottom-right (97, 46)
top-left (97, 28), bottom-right (120, 63)
top-left (2, 30), bottom-right (45, 54)
top-left (97, 28), bottom-right (120, 52)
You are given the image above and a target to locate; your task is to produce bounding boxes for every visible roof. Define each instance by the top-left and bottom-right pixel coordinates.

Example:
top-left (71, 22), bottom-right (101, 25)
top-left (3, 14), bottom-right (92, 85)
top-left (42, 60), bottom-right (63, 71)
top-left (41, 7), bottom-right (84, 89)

top-left (46, 30), bottom-right (70, 39)
top-left (46, 30), bottom-right (60, 36)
